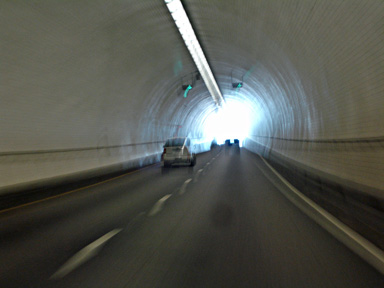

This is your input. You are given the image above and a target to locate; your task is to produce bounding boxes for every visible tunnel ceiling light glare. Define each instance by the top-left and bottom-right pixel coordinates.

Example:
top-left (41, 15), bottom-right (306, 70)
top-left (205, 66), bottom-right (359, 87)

top-left (165, 0), bottom-right (224, 107)
top-left (203, 99), bottom-right (253, 145)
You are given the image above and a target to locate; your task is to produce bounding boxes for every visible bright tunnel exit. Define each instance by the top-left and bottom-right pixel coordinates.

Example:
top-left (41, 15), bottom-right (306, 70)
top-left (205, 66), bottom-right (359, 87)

top-left (203, 98), bottom-right (259, 146)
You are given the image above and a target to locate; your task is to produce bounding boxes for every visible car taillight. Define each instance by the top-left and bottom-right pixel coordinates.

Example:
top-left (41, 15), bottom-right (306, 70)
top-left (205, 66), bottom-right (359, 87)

top-left (163, 148), bottom-right (166, 154)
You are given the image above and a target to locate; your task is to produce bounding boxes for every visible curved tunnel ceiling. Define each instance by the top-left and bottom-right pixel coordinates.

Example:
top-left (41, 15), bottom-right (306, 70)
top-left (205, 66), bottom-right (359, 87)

top-left (1, 0), bottom-right (383, 192)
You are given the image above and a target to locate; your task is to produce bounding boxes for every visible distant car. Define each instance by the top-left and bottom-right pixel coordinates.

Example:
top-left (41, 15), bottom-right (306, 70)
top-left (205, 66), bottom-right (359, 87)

top-left (233, 139), bottom-right (240, 152)
top-left (162, 137), bottom-right (196, 167)
top-left (224, 139), bottom-right (240, 154)
top-left (210, 139), bottom-right (218, 149)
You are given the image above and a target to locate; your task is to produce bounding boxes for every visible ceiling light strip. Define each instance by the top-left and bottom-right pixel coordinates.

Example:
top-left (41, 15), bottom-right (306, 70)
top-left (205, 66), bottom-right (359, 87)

top-left (165, 0), bottom-right (224, 107)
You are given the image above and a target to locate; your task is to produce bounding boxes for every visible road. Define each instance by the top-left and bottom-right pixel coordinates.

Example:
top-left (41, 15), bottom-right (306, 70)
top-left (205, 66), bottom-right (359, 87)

top-left (0, 148), bottom-right (383, 287)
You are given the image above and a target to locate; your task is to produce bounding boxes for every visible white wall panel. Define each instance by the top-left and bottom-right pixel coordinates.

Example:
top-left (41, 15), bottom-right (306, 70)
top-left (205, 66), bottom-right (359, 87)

top-left (1, 0), bottom-right (383, 196)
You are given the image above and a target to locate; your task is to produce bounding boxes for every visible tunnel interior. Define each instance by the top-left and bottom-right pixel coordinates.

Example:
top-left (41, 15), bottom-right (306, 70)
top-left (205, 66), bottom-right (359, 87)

top-left (1, 0), bottom-right (383, 203)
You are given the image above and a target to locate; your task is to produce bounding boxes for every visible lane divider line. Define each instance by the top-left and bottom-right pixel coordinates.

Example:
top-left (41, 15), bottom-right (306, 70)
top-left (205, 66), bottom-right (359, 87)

top-left (179, 178), bottom-right (192, 195)
top-left (125, 211), bottom-right (146, 230)
top-left (194, 169), bottom-right (204, 183)
top-left (148, 194), bottom-right (172, 216)
top-left (0, 163), bottom-right (159, 215)
top-left (259, 155), bottom-right (384, 275)
top-left (50, 228), bottom-right (122, 279)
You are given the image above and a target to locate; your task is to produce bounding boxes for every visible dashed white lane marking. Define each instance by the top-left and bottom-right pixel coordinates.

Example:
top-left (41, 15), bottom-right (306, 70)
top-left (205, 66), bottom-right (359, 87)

top-left (179, 178), bottom-right (193, 195)
top-left (50, 229), bottom-right (122, 279)
top-left (194, 169), bottom-right (204, 183)
top-left (148, 194), bottom-right (172, 216)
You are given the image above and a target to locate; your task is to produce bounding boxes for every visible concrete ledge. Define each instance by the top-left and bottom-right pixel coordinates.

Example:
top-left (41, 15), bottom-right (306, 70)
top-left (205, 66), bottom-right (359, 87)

top-left (0, 153), bottom-right (161, 210)
top-left (244, 137), bottom-right (384, 251)
top-left (258, 156), bottom-right (384, 275)
top-left (244, 137), bottom-right (384, 203)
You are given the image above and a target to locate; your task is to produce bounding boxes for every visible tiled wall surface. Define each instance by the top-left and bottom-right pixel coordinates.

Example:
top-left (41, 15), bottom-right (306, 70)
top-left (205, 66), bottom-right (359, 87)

top-left (246, 136), bottom-right (384, 195)
top-left (1, 1), bottom-right (383, 195)
top-left (187, 0), bottom-right (383, 194)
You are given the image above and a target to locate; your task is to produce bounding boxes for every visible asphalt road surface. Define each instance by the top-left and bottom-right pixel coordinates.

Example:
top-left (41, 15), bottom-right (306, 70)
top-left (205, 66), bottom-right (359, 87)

top-left (1, 148), bottom-right (383, 287)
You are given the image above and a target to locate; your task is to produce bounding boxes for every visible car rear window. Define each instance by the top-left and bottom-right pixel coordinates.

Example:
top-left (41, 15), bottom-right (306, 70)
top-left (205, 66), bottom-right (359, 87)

top-left (165, 138), bottom-right (186, 147)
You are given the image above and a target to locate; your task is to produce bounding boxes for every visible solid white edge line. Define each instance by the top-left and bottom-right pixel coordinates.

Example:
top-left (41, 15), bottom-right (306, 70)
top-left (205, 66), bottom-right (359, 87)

top-left (259, 155), bottom-right (384, 275)
top-left (50, 228), bottom-right (122, 279)
top-left (148, 194), bottom-right (172, 216)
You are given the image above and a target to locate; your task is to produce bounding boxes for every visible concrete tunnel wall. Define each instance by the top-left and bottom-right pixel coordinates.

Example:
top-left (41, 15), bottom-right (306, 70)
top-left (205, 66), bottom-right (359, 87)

top-left (0, 1), bottom-right (213, 193)
top-left (1, 1), bottom-right (383, 199)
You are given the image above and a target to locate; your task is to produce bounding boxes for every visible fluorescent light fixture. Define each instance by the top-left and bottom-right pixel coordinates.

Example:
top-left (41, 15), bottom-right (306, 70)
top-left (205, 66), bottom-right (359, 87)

top-left (165, 0), bottom-right (225, 107)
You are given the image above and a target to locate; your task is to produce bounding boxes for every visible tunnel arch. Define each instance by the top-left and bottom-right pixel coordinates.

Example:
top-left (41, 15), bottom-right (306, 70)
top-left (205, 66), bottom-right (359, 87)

top-left (1, 0), bottom-right (383, 198)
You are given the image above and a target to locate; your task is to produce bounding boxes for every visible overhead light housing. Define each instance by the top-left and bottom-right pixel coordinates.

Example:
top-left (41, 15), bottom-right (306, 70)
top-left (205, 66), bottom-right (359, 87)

top-left (165, 0), bottom-right (224, 107)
